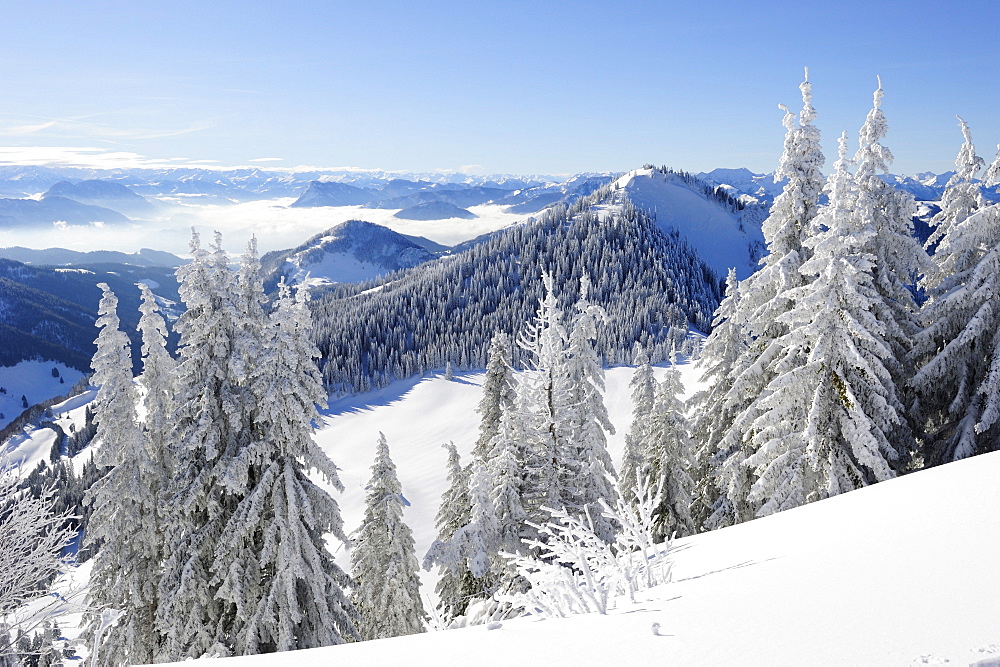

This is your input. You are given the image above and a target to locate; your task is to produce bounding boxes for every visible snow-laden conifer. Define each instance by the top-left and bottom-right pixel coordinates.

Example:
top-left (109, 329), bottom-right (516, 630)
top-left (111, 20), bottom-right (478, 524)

top-left (516, 273), bottom-right (571, 525)
top-left (562, 276), bottom-right (617, 542)
top-left (853, 78), bottom-right (927, 458)
top-left (912, 196), bottom-right (1000, 462)
top-left (485, 406), bottom-right (529, 576)
top-left (621, 346), bottom-right (657, 504)
top-left (424, 442), bottom-right (476, 621)
top-left (707, 70), bottom-right (825, 527)
top-left (84, 283), bottom-right (164, 665)
top-left (689, 269), bottom-right (746, 528)
top-left (137, 283), bottom-right (175, 474)
top-left (746, 133), bottom-right (903, 514)
top-left (213, 279), bottom-right (357, 652)
top-left (644, 351), bottom-right (695, 539)
top-left (986, 144), bottom-right (1000, 191)
top-left (923, 117), bottom-right (986, 290)
top-left (351, 433), bottom-right (425, 640)
top-left (157, 230), bottom-right (248, 659)
top-left (473, 331), bottom-right (516, 462)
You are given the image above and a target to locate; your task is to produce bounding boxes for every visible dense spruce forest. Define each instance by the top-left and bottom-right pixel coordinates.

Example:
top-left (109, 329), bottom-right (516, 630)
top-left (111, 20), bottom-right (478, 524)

top-left (312, 184), bottom-right (723, 395)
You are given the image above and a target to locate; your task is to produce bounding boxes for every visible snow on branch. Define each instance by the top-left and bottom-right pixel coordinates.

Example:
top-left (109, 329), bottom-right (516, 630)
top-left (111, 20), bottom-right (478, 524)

top-left (0, 454), bottom-right (79, 645)
top-left (498, 476), bottom-right (675, 620)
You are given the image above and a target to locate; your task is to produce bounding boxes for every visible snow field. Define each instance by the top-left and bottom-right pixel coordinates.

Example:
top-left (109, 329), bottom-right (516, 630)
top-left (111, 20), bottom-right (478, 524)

top-left (8, 358), bottom-right (1000, 664)
top-left (616, 168), bottom-right (765, 279)
top-left (164, 449), bottom-right (1000, 666)
top-left (0, 360), bottom-right (84, 431)
top-left (317, 365), bottom-right (690, 598)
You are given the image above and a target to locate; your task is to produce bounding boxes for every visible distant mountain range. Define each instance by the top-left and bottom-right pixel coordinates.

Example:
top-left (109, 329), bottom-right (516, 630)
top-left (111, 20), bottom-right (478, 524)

top-left (288, 174), bottom-right (611, 217)
top-left (0, 247), bottom-right (183, 267)
top-left (698, 166), bottom-right (1000, 205)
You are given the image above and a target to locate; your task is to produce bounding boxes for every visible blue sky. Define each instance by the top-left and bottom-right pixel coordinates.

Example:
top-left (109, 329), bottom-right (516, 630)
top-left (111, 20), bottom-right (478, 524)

top-left (1, 0), bottom-right (997, 176)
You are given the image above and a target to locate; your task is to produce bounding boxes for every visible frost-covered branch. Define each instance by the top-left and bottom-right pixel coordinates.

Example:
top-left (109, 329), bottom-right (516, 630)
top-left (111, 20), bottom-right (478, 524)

top-left (0, 455), bottom-right (77, 645)
top-left (498, 476), bottom-right (675, 620)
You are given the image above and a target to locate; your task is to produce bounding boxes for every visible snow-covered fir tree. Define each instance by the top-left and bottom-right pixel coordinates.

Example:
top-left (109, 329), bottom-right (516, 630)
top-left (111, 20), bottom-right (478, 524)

top-left (137, 283), bottom-right (175, 477)
top-left (986, 144), bottom-right (1000, 190)
top-left (621, 346), bottom-right (658, 505)
top-left (484, 404), bottom-right (529, 581)
top-left (473, 331), bottom-right (517, 462)
top-left (912, 135), bottom-right (1000, 463)
top-left (923, 117), bottom-right (986, 289)
top-left (644, 350), bottom-right (695, 540)
top-left (704, 69), bottom-right (825, 527)
top-left (689, 268), bottom-right (746, 529)
top-left (351, 433), bottom-right (425, 640)
top-left (213, 276), bottom-right (357, 653)
top-left (746, 133), bottom-right (904, 514)
top-left (516, 273), bottom-right (572, 526)
top-left (156, 231), bottom-right (259, 659)
top-left (425, 442), bottom-right (476, 621)
top-left (853, 78), bottom-right (927, 458)
top-left (562, 276), bottom-right (617, 542)
top-left (84, 283), bottom-right (164, 665)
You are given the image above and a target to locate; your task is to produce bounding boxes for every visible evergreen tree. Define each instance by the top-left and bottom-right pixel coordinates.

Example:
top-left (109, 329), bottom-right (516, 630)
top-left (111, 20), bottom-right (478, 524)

top-left (912, 152), bottom-right (1000, 462)
top-left (746, 133), bottom-right (903, 514)
top-left (707, 70), bottom-right (825, 527)
top-left (84, 283), bottom-right (163, 665)
top-left (923, 117), bottom-right (986, 289)
top-left (485, 405), bottom-right (529, 578)
top-left (985, 144), bottom-right (1000, 190)
top-left (156, 230), bottom-right (248, 659)
top-left (853, 78), bottom-right (927, 460)
top-left (516, 273), bottom-right (572, 526)
top-left (621, 346), bottom-right (657, 505)
top-left (425, 442), bottom-right (476, 621)
top-left (137, 283), bottom-right (175, 475)
top-left (690, 268), bottom-right (746, 529)
top-left (351, 433), bottom-right (425, 640)
top-left (213, 278), bottom-right (357, 652)
top-left (473, 331), bottom-right (517, 462)
top-left (645, 352), bottom-right (695, 539)
top-left (562, 276), bottom-right (617, 542)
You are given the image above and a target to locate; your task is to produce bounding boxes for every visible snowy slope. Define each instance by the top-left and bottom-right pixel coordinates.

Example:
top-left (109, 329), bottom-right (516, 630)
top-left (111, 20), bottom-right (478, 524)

top-left (149, 360), bottom-right (999, 666)
top-left (171, 451), bottom-right (1000, 667)
top-left (7, 358), bottom-right (1000, 665)
top-left (261, 220), bottom-right (438, 288)
top-left (617, 168), bottom-right (765, 279)
top-left (0, 360), bottom-right (84, 429)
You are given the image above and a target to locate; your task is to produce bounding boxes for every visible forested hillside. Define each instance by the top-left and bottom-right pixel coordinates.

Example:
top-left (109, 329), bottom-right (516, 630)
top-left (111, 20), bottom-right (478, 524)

top-left (312, 189), bottom-right (722, 394)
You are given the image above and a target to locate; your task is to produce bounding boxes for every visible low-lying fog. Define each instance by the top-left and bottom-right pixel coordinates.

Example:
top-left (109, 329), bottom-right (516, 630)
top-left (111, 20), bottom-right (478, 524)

top-left (0, 198), bottom-right (528, 257)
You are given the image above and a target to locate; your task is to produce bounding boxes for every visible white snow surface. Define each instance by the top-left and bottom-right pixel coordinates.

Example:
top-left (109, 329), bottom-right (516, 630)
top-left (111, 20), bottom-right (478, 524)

top-left (6, 360), bottom-right (1000, 665)
top-left (617, 168), bottom-right (765, 279)
top-left (0, 360), bottom-right (84, 430)
top-left (199, 361), bottom-right (999, 666)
